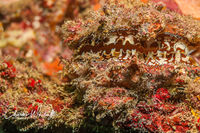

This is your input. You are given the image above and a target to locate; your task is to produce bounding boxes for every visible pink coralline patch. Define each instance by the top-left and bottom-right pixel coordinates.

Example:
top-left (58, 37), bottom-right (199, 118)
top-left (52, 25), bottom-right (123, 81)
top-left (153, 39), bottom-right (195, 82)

top-left (27, 104), bottom-right (39, 114)
top-left (196, 118), bottom-right (200, 131)
top-left (28, 78), bottom-right (36, 88)
top-left (98, 96), bottom-right (133, 109)
top-left (168, 116), bottom-right (191, 132)
top-left (52, 103), bottom-right (64, 112)
top-left (64, 36), bottom-right (74, 43)
top-left (27, 78), bottom-right (42, 89)
top-left (26, 78), bottom-right (45, 94)
top-left (125, 103), bottom-right (191, 132)
top-left (126, 109), bottom-right (149, 129)
top-left (153, 88), bottom-right (170, 101)
top-left (175, 78), bottom-right (185, 84)
top-left (98, 97), bottom-right (121, 109)
top-left (35, 99), bottom-right (43, 103)
top-left (152, 0), bottom-right (182, 14)
top-left (142, 64), bottom-right (174, 76)
top-left (19, 21), bottom-right (32, 30)
top-left (0, 61), bottom-right (16, 78)
top-left (186, 66), bottom-right (200, 73)
top-left (197, 124), bottom-right (200, 132)
top-left (107, 87), bottom-right (127, 96)
top-left (67, 22), bottom-right (82, 32)
top-left (64, 21), bottom-right (82, 43)
top-left (97, 87), bottom-right (133, 109)
top-left (61, 46), bottom-right (73, 59)
top-left (47, 98), bottom-right (71, 113)
top-left (86, 87), bottom-right (133, 108)
top-left (154, 103), bottom-right (177, 113)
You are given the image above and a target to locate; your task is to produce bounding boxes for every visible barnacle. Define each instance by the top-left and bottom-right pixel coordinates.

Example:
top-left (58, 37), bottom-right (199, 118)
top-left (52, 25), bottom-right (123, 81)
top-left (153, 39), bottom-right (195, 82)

top-left (62, 0), bottom-right (200, 66)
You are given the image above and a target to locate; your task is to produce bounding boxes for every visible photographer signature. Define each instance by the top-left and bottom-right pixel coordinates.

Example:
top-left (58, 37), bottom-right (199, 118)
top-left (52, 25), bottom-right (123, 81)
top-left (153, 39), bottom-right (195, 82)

top-left (2, 105), bottom-right (56, 120)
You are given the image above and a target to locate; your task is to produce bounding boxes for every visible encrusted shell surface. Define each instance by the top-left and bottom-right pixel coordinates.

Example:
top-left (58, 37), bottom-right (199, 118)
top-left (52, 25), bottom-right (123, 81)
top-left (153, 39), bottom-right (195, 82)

top-left (62, 0), bottom-right (200, 65)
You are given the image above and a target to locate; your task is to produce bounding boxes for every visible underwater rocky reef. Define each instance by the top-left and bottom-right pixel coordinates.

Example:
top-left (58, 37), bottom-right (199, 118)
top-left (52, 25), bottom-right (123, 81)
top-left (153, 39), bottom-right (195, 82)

top-left (0, 0), bottom-right (200, 133)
